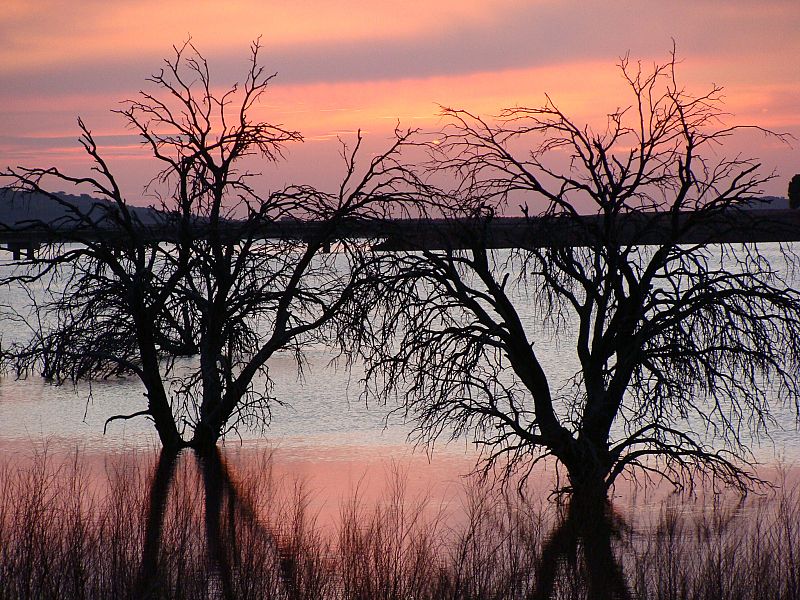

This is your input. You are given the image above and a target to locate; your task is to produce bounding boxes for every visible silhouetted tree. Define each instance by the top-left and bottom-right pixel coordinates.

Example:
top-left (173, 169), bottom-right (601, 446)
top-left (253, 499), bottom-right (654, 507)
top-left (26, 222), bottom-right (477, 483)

top-left (352, 52), bottom-right (800, 502)
top-left (789, 174), bottom-right (800, 209)
top-left (3, 40), bottom-right (415, 451)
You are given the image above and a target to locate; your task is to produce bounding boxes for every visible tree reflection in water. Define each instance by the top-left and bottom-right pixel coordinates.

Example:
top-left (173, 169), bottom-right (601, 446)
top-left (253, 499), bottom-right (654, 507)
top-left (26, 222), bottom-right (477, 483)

top-left (531, 498), bottom-right (631, 600)
top-left (134, 448), bottom-right (634, 600)
top-left (4, 447), bottom-right (796, 598)
top-left (137, 449), bottom-right (179, 597)
top-left (136, 448), bottom-right (295, 599)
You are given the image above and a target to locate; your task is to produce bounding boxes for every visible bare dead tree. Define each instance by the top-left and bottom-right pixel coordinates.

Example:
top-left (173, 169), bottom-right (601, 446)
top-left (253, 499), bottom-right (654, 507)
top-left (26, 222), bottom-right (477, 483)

top-left (3, 40), bottom-right (417, 452)
top-left (351, 52), bottom-right (800, 502)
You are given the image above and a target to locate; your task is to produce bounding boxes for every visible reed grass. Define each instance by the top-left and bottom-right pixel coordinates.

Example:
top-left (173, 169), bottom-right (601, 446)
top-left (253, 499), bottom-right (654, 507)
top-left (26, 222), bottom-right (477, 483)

top-left (0, 448), bottom-right (798, 599)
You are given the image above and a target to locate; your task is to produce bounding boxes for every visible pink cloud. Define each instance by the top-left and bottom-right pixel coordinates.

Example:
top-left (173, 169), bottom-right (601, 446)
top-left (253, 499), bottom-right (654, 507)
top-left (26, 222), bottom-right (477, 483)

top-left (2, 1), bottom-right (797, 197)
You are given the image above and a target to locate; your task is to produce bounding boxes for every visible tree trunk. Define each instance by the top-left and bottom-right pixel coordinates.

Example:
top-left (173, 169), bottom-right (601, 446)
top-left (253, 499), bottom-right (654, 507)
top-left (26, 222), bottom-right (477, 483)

top-left (148, 394), bottom-right (184, 451)
top-left (563, 438), bottom-right (613, 505)
top-left (569, 471), bottom-right (610, 507)
top-left (190, 422), bottom-right (220, 456)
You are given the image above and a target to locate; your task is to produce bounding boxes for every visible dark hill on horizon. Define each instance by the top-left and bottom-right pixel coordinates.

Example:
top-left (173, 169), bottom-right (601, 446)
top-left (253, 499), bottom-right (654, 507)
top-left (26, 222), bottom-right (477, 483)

top-left (0, 188), bottom-right (161, 229)
top-left (748, 196), bottom-right (791, 210)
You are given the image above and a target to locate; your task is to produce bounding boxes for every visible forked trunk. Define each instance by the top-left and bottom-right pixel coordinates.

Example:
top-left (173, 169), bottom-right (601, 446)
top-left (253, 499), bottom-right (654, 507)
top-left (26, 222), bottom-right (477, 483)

top-left (190, 422), bottom-right (221, 456)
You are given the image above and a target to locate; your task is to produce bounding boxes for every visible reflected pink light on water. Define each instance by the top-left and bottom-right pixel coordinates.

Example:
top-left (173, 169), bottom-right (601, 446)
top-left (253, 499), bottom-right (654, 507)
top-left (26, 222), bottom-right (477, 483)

top-left (226, 443), bottom-right (480, 528)
top-left (0, 439), bottom-right (481, 527)
top-left (3, 437), bottom-right (798, 529)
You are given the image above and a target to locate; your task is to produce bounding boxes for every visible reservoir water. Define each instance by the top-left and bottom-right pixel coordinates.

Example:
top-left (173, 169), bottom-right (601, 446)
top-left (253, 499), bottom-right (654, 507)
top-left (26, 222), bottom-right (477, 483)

top-left (1, 244), bottom-right (799, 598)
top-left (1, 243), bottom-right (799, 474)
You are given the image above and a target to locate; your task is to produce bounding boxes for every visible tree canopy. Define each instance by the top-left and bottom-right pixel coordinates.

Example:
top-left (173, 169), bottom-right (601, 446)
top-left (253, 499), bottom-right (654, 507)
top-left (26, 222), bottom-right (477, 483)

top-left (3, 40), bottom-right (417, 451)
top-left (349, 53), bottom-right (800, 500)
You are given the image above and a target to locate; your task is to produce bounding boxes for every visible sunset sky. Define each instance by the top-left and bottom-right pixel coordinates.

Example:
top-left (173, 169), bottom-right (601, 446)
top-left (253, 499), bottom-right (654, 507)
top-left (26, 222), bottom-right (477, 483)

top-left (1, 0), bottom-right (799, 202)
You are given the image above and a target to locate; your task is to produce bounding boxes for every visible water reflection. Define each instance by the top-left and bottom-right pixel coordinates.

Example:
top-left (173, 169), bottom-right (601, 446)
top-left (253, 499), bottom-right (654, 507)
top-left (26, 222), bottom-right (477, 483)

top-left (2, 447), bottom-right (799, 599)
top-left (134, 448), bottom-right (635, 600)
top-left (137, 448), bottom-right (295, 599)
top-left (532, 499), bottom-right (631, 600)
top-left (138, 448), bottom-right (178, 597)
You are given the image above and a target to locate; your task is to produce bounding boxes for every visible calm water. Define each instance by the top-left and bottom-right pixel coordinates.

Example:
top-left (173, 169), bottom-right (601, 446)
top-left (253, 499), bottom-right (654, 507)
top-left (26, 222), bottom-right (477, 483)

top-left (2, 245), bottom-right (800, 599)
top-left (0, 244), bottom-right (798, 476)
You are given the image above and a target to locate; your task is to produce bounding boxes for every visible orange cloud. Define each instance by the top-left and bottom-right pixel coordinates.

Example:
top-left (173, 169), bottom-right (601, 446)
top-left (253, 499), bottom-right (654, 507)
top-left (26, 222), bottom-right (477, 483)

top-left (0, 0), bottom-right (528, 72)
top-left (2, 0), bottom-right (798, 197)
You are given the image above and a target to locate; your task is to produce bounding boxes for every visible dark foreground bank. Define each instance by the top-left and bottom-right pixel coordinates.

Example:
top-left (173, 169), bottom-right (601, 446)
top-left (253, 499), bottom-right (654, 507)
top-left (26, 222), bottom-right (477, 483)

top-left (1, 448), bottom-right (798, 600)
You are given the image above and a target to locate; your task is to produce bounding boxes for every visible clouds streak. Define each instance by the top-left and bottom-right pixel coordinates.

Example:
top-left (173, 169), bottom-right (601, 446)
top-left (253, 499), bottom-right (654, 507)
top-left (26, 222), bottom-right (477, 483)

top-left (1, 0), bottom-right (798, 196)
